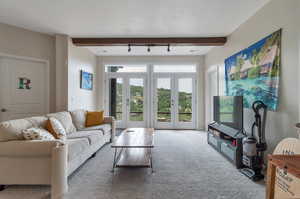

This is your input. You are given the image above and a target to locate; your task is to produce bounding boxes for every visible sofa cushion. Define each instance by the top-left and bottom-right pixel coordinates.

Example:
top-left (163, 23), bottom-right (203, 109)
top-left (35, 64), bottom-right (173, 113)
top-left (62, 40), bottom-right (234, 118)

top-left (83, 124), bottom-right (111, 134)
top-left (70, 109), bottom-right (87, 130)
top-left (67, 138), bottom-right (89, 161)
top-left (47, 112), bottom-right (76, 134)
top-left (0, 119), bottom-right (33, 141)
top-left (67, 130), bottom-right (103, 145)
top-left (25, 116), bottom-right (48, 128)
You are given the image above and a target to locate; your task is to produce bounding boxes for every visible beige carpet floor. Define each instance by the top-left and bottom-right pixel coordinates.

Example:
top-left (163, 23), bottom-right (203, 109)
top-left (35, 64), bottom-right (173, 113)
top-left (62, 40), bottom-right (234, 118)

top-left (0, 130), bottom-right (265, 199)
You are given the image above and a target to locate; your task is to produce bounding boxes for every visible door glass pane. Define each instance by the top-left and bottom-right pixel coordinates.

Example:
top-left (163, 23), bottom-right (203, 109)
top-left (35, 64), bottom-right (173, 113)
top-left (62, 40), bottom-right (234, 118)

top-left (157, 78), bottom-right (171, 122)
top-left (109, 78), bottom-right (123, 121)
top-left (129, 78), bottom-right (144, 121)
top-left (178, 78), bottom-right (193, 122)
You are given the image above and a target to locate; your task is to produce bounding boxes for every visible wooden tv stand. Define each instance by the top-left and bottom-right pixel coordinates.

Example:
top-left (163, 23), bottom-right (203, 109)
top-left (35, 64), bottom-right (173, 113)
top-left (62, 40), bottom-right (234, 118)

top-left (207, 123), bottom-right (245, 169)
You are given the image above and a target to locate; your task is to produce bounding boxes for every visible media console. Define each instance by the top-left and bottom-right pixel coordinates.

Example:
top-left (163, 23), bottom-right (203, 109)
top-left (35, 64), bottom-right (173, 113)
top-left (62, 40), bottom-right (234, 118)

top-left (207, 123), bottom-right (245, 169)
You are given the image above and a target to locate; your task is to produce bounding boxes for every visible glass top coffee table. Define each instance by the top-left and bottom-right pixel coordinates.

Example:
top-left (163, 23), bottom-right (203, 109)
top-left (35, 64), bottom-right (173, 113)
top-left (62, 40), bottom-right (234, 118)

top-left (111, 128), bottom-right (154, 172)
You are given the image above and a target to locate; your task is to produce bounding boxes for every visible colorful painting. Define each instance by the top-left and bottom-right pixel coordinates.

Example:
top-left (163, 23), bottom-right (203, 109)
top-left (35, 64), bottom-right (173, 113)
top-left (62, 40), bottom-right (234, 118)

top-left (80, 70), bottom-right (93, 90)
top-left (225, 30), bottom-right (281, 111)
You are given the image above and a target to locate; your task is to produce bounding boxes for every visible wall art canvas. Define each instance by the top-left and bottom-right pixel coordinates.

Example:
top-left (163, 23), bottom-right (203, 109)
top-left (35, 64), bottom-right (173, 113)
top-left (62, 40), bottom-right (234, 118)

top-left (80, 70), bottom-right (93, 90)
top-left (225, 30), bottom-right (281, 111)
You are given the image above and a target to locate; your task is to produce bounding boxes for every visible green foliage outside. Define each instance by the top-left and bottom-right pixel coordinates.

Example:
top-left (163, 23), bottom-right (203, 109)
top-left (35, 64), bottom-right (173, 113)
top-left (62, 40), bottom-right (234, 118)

top-left (115, 83), bottom-right (192, 122)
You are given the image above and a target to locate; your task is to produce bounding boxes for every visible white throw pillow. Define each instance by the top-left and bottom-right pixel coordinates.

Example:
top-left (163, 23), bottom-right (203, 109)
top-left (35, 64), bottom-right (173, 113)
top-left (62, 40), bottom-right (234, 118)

top-left (47, 112), bottom-right (76, 134)
top-left (49, 117), bottom-right (67, 139)
top-left (23, 127), bottom-right (55, 141)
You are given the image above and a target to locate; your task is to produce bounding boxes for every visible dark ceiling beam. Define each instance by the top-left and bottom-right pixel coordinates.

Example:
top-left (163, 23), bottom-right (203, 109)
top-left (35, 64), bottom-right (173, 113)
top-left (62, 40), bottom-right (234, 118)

top-left (72, 37), bottom-right (227, 46)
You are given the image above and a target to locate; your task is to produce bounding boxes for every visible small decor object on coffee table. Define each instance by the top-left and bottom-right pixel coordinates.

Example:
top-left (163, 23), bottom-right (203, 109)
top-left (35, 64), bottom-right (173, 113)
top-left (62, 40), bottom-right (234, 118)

top-left (111, 128), bottom-right (154, 173)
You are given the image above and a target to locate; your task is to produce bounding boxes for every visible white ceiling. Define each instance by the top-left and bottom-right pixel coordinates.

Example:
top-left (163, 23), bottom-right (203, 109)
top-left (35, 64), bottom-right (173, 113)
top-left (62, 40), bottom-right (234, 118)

top-left (0, 0), bottom-right (270, 55)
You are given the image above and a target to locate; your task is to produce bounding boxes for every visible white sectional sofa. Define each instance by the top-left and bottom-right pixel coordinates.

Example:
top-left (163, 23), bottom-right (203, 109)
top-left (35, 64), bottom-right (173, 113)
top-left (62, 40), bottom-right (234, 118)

top-left (0, 110), bottom-right (115, 199)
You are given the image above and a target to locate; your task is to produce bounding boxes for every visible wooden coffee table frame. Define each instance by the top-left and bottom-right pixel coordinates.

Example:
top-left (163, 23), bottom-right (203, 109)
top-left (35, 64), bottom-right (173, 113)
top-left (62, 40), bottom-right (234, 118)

top-left (111, 128), bottom-right (154, 173)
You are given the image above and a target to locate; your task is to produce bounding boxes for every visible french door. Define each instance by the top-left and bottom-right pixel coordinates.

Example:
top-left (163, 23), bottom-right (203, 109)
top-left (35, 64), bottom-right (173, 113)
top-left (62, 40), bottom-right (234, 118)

top-left (153, 73), bottom-right (197, 129)
top-left (106, 74), bottom-right (147, 128)
top-left (105, 67), bottom-right (197, 130)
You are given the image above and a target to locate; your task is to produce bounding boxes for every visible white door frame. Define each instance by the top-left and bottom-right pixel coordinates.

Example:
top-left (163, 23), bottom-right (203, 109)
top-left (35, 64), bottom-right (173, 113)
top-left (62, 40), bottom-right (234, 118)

top-left (152, 73), bottom-right (197, 129)
top-left (205, 65), bottom-right (219, 129)
top-left (0, 52), bottom-right (50, 121)
top-left (104, 64), bottom-right (198, 130)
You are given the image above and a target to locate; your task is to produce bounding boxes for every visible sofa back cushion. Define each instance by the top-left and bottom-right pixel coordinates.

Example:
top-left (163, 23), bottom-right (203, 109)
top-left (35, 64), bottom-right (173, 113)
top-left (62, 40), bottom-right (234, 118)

top-left (26, 116), bottom-right (48, 128)
top-left (47, 112), bottom-right (76, 134)
top-left (70, 109), bottom-right (87, 130)
top-left (0, 119), bottom-right (33, 141)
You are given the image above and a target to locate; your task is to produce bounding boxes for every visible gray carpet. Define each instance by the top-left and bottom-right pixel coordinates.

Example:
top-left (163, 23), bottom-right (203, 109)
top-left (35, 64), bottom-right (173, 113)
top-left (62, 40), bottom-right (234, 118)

top-left (0, 130), bottom-right (265, 199)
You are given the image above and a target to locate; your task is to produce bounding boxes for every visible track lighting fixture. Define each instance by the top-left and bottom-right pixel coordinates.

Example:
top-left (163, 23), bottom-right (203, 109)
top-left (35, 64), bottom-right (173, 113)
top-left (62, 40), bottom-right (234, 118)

top-left (128, 44), bottom-right (131, 52)
top-left (127, 44), bottom-right (171, 53)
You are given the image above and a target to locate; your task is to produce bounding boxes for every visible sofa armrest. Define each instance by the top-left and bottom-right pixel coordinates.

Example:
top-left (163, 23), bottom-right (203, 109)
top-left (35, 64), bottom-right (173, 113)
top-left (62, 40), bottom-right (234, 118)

top-left (0, 140), bottom-right (65, 157)
top-left (103, 116), bottom-right (116, 141)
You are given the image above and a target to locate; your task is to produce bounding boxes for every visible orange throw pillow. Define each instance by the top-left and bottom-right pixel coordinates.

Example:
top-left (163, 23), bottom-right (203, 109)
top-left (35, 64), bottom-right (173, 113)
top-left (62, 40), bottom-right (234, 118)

top-left (45, 119), bottom-right (59, 139)
top-left (85, 111), bottom-right (104, 127)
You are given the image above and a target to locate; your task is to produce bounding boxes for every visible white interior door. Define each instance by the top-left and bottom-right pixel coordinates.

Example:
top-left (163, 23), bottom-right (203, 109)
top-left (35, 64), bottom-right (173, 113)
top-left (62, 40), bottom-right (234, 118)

top-left (0, 57), bottom-right (49, 122)
top-left (153, 74), bottom-right (196, 129)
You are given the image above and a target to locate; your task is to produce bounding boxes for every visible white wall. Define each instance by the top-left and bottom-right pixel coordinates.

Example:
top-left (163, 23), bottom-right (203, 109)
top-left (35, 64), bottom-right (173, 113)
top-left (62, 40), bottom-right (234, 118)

top-left (205, 0), bottom-right (300, 153)
top-left (68, 39), bottom-right (99, 111)
top-left (98, 55), bottom-right (205, 129)
top-left (0, 23), bottom-right (56, 112)
top-left (55, 35), bottom-right (69, 111)
top-left (298, 1), bottom-right (300, 122)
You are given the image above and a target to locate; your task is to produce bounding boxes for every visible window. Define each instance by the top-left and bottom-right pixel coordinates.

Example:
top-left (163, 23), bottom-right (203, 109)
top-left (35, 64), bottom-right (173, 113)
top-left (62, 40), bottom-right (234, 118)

top-left (153, 65), bottom-right (196, 73)
top-left (105, 65), bottom-right (147, 73)
top-left (178, 78), bottom-right (193, 122)
top-left (157, 78), bottom-right (171, 122)
top-left (129, 78), bottom-right (144, 121)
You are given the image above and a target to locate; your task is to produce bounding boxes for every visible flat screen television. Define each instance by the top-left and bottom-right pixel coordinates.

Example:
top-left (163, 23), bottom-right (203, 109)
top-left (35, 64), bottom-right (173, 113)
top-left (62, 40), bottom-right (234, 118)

top-left (213, 96), bottom-right (243, 131)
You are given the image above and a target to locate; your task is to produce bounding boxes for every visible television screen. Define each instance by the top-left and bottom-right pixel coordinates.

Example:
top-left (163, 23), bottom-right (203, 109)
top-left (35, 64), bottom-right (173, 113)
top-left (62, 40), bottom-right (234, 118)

top-left (213, 96), bottom-right (243, 130)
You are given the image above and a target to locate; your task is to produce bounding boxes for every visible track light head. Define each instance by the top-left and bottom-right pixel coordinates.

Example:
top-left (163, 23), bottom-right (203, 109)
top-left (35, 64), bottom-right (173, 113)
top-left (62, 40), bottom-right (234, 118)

top-left (147, 45), bottom-right (151, 52)
top-left (167, 44), bottom-right (170, 52)
top-left (128, 44), bottom-right (131, 52)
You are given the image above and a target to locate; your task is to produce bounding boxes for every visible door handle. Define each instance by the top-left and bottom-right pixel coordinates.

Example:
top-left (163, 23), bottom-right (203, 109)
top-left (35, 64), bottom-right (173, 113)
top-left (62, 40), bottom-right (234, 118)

top-left (1, 108), bottom-right (7, 112)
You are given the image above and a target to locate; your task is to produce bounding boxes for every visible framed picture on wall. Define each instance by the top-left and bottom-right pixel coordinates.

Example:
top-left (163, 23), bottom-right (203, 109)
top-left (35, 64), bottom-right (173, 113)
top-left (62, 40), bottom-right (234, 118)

top-left (80, 70), bottom-right (93, 90)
